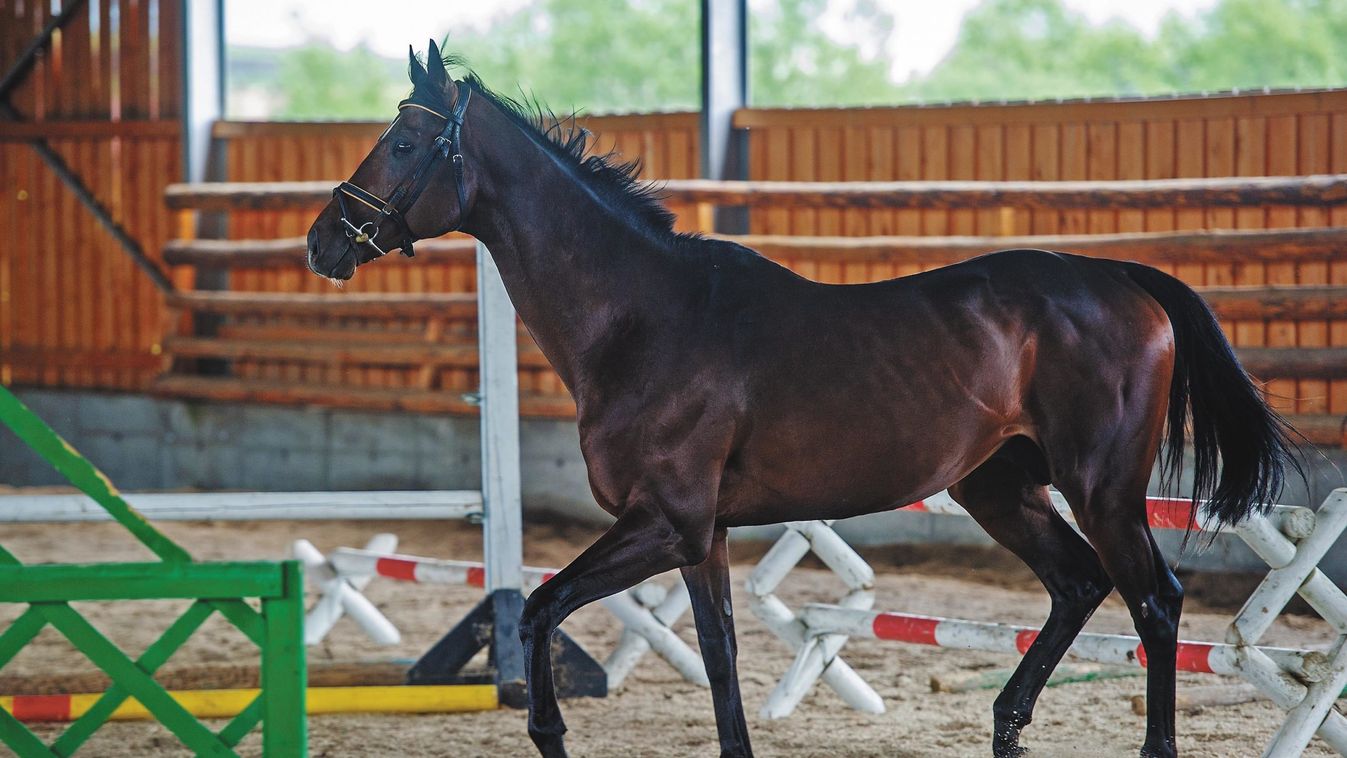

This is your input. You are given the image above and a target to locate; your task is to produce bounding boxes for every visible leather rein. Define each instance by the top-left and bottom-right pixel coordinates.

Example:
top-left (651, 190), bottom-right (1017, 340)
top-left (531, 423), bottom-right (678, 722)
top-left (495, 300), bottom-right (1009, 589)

top-left (334, 84), bottom-right (473, 259)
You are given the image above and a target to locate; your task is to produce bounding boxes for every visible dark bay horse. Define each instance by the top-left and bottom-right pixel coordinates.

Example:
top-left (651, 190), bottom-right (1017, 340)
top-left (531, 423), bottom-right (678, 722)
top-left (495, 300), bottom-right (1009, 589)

top-left (306, 43), bottom-right (1299, 758)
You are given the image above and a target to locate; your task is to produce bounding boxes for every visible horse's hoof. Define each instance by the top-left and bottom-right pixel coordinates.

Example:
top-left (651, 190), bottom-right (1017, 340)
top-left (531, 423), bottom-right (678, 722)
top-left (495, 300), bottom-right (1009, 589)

top-left (1139, 747), bottom-right (1176, 758)
top-left (992, 735), bottom-right (1029, 758)
top-left (529, 731), bottom-right (568, 758)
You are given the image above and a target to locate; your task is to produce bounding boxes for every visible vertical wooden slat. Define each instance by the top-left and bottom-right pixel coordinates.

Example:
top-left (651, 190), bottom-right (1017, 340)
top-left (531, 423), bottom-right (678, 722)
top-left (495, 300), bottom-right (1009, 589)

top-left (791, 127), bottom-right (818, 280)
top-left (1174, 118), bottom-right (1205, 287)
top-left (764, 126), bottom-right (791, 238)
top-left (1297, 113), bottom-right (1330, 415)
top-left (1330, 113), bottom-right (1347, 416)
top-left (1029, 124), bottom-right (1059, 237)
top-left (866, 125), bottom-right (896, 282)
top-left (1264, 115), bottom-right (1298, 414)
top-left (156, 0), bottom-right (181, 118)
top-left (921, 126), bottom-right (949, 239)
top-left (1233, 115), bottom-right (1268, 358)
top-left (975, 124), bottom-right (1004, 235)
top-left (1204, 118), bottom-right (1236, 288)
top-left (841, 125), bottom-right (868, 283)
top-left (1059, 123), bottom-right (1088, 235)
top-left (815, 127), bottom-right (841, 282)
top-left (1116, 122), bottom-right (1145, 235)
top-left (121, 0), bottom-right (147, 119)
top-left (1002, 123), bottom-right (1032, 235)
top-left (0, 143), bottom-right (12, 384)
top-left (1085, 122), bottom-right (1117, 236)
top-left (70, 139), bottom-right (91, 386)
top-left (948, 125), bottom-right (976, 236)
top-left (894, 125), bottom-right (922, 278)
top-left (1144, 121), bottom-right (1177, 276)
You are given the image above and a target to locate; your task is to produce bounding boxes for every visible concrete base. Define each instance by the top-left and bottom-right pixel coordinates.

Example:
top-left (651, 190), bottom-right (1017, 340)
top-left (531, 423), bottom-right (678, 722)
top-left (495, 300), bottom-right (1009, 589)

top-left (4, 388), bottom-right (1346, 579)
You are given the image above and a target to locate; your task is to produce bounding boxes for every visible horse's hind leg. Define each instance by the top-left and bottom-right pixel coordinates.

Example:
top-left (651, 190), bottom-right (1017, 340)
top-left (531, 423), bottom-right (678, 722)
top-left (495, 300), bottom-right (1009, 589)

top-left (950, 453), bottom-right (1113, 758)
top-left (1065, 484), bottom-right (1182, 758)
top-left (681, 527), bottom-right (753, 758)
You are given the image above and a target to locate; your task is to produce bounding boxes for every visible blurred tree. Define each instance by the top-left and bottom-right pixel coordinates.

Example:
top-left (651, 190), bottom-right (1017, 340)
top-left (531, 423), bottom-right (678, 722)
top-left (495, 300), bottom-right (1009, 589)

top-left (1157, 0), bottom-right (1347, 93)
top-left (899, 0), bottom-right (1168, 102)
top-left (902, 0), bottom-right (1347, 103)
top-left (448, 0), bottom-right (903, 110)
top-left (748, 0), bottom-right (901, 106)
top-left (241, 0), bottom-right (1347, 119)
top-left (449, 0), bottom-right (701, 113)
top-left (274, 43), bottom-right (406, 119)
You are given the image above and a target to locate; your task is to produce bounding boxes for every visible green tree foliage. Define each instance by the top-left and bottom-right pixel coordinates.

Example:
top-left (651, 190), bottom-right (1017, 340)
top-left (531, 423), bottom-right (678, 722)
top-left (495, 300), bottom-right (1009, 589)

top-left (906, 0), bottom-right (1347, 103)
top-left (1157, 0), bottom-right (1347, 93)
top-left (241, 0), bottom-right (1347, 119)
top-left (748, 0), bottom-right (900, 106)
top-left (450, 0), bottom-right (701, 113)
top-left (448, 0), bottom-right (901, 110)
top-left (273, 43), bottom-right (406, 119)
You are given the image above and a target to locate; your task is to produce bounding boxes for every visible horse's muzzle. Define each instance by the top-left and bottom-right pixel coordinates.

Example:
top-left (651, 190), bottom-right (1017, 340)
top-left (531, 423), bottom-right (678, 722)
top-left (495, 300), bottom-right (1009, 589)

top-left (306, 227), bottom-right (358, 280)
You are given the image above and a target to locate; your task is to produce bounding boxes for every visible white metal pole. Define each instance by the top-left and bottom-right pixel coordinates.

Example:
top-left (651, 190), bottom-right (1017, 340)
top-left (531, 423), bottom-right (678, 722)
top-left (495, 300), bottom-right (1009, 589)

top-left (476, 242), bottom-right (524, 592)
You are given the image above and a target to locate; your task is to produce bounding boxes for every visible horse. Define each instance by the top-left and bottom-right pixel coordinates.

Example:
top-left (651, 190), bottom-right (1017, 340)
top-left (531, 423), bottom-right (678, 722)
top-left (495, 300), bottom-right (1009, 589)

top-left (305, 41), bottom-right (1300, 758)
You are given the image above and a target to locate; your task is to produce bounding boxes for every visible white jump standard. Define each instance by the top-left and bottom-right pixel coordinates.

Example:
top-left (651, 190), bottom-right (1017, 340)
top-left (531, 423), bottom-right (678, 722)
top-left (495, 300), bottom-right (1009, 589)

top-left (297, 541), bottom-right (708, 690)
top-left (753, 489), bottom-right (1347, 758)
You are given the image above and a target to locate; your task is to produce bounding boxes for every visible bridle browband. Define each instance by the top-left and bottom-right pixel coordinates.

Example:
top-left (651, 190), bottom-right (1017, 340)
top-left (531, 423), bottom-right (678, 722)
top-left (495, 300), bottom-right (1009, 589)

top-left (334, 84), bottom-right (473, 259)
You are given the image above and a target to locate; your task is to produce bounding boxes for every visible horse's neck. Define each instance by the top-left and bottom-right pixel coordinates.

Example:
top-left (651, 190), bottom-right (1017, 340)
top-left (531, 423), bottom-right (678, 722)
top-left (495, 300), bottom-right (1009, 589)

top-left (461, 101), bottom-right (686, 389)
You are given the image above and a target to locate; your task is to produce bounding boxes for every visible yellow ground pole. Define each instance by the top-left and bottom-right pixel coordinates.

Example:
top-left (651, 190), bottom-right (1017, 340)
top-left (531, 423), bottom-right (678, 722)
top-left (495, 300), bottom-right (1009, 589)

top-left (1, 685), bottom-right (497, 722)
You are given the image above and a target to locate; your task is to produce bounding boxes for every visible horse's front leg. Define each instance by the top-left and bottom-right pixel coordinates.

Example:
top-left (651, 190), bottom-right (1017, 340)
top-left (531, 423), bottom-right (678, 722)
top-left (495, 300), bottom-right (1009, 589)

top-left (681, 527), bottom-right (753, 758)
top-left (521, 482), bottom-right (718, 758)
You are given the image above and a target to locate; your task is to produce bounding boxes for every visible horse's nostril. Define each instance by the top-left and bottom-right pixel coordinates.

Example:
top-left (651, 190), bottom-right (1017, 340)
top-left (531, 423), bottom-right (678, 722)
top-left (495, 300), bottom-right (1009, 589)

top-left (307, 227), bottom-right (319, 259)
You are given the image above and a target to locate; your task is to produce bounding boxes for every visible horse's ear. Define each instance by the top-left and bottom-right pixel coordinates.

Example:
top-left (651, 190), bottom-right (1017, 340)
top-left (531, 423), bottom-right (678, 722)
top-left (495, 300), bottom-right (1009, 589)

top-left (426, 39), bottom-right (448, 90)
top-left (409, 45), bottom-right (427, 88)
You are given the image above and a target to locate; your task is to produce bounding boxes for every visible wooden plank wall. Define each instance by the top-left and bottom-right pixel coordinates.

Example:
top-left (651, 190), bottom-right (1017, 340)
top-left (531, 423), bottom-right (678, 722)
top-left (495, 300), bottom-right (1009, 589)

top-left (738, 90), bottom-right (1347, 418)
top-left (210, 111), bottom-right (702, 401)
top-left (0, 0), bottom-right (182, 389)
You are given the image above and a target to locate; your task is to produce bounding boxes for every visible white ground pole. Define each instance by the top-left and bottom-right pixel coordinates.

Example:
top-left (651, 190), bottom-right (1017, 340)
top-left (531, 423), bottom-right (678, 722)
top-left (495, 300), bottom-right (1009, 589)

top-left (0, 490), bottom-right (483, 522)
top-left (297, 543), bottom-right (707, 689)
top-left (477, 241), bottom-right (524, 593)
top-left (756, 489), bottom-right (1347, 758)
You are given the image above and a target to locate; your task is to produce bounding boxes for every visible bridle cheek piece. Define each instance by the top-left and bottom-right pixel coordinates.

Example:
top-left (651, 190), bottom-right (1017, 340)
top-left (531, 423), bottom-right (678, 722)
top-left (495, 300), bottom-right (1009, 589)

top-left (335, 85), bottom-right (473, 260)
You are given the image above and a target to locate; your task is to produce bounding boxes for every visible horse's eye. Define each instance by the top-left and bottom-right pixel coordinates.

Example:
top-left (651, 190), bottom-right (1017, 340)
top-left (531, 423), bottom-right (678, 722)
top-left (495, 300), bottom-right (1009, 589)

top-left (393, 140), bottom-right (414, 154)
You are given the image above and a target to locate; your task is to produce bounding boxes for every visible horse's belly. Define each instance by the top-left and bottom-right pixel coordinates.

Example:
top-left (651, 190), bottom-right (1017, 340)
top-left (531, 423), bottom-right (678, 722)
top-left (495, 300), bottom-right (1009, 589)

top-left (715, 433), bottom-right (983, 527)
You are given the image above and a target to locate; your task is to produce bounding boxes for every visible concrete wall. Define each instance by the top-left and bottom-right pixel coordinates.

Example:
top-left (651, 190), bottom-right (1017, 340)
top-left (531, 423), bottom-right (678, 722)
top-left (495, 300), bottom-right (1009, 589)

top-left (1, 388), bottom-right (607, 521)
top-left (5, 388), bottom-right (1347, 580)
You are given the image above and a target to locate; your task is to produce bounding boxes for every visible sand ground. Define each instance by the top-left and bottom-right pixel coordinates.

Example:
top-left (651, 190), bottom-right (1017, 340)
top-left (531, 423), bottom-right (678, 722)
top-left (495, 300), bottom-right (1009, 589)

top-left (0, 515), bottom-right (1337, 757)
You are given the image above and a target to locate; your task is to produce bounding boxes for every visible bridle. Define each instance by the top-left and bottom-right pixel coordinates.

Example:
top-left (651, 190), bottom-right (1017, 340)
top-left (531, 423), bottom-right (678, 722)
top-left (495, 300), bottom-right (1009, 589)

top-left (334, 84), bottom-right (473, 259)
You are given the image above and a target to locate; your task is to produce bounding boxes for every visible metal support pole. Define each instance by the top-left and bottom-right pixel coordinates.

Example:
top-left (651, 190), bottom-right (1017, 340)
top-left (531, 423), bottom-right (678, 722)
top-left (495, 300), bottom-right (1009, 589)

top-left (700, 0), bottom-right (748, 233)
top-left (409, 244), bottom-right (605, 703)
top-left (181, 0), bottom-right (224, 185)
top-left (477, 242), bottom-right (524, 593)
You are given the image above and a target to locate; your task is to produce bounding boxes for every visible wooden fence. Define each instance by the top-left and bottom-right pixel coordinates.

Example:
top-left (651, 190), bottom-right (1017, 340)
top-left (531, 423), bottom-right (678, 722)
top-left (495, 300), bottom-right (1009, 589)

top-left (737, 91), bottom-right (1347, 420)
top-left (157, 174), bottom-right (1347, 444)
top-left (0, 0), bottom-right (183, 390)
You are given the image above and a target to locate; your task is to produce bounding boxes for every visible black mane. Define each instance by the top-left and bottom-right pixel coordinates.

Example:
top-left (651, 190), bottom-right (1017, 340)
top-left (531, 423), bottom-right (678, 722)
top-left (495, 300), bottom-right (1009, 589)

top-left (410, 56), bottom-right (683, 239)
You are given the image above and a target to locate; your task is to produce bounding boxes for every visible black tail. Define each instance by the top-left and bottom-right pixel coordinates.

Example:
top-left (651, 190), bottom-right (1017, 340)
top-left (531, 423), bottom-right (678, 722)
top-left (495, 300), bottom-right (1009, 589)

top-left (1122, 262), bottom-right (1303, 529)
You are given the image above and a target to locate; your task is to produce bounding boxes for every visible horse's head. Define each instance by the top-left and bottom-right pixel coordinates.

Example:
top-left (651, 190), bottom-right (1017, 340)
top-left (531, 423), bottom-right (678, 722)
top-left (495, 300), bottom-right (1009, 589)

top-left (307, 40), bottom-right (474, 281)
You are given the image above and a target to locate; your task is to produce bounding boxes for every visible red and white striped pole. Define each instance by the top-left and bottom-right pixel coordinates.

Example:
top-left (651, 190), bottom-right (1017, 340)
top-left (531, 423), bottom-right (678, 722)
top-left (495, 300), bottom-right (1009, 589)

top-left (795, 605), bottom-right (1332, 681)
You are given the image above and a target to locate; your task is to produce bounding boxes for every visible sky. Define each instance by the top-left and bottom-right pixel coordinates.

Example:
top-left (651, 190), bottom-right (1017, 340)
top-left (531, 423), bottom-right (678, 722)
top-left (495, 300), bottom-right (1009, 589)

top-left (225, 0), bottom-right (1220, 81)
